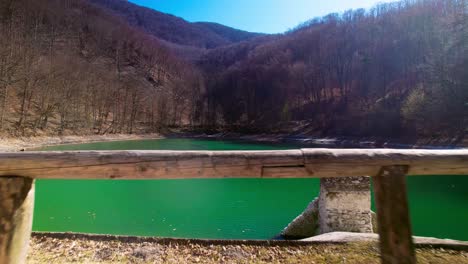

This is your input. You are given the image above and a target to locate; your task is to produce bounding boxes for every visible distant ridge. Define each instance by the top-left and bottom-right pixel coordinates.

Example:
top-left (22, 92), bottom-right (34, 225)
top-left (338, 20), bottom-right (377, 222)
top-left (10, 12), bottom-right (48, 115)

top-left (89, 0), bottom-right (264, 49)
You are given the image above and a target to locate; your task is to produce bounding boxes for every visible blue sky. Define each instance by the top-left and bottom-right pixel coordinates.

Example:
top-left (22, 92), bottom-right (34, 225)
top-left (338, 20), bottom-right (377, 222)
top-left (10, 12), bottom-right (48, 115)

top-left (128, 0), bottom-right (396, 33)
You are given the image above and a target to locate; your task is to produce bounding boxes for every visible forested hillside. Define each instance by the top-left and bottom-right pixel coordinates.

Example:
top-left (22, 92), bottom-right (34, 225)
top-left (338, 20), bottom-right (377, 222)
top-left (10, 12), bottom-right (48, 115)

top-left (198, 0), bottom-right (467, 139)
top-left (0, 0), bottom-right (466, 140)
top-left (0, 0), bottom-right (202, 136)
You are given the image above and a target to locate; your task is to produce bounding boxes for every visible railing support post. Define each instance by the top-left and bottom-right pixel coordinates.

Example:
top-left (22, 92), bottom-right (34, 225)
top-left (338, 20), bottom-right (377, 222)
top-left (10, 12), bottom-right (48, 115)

top-left (0, 176), bottom-right (35, 264)
top-left (372, 166), bottom-right (415, 264)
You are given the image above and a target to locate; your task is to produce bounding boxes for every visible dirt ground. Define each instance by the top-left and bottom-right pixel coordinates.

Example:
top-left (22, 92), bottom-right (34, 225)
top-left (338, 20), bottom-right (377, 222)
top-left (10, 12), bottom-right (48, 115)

top-left (27, 233), bottom-right (468, 264)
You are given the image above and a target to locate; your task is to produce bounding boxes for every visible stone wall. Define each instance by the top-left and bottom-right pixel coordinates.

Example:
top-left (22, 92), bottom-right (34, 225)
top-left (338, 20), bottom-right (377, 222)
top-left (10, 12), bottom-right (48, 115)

top-left (282, 176), bottom-right (373, 238)
top-left (318, 176), bottom-right (373, 234)
top-left (281, 198), bottom-right (318, 238)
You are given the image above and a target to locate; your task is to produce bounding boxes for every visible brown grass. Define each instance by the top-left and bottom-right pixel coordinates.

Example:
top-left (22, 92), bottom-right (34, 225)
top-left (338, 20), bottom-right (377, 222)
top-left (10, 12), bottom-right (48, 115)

top-left (27, 235), bottom-right (468, 264)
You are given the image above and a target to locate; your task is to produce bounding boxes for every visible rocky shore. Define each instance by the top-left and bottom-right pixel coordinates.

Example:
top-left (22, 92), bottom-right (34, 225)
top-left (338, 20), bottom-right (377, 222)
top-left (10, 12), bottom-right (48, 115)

top-left (0, 131), bottom-right (464, 152)
top-left (0, 134), bottom-right (162, 152)
top-left (171, 132), bottom-right (467, 149)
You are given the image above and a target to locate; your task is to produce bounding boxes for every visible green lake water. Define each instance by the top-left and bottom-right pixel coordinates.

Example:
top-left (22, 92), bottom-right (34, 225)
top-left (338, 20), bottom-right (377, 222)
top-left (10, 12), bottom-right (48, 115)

top-left (33, 139), bottom-right (468, 240)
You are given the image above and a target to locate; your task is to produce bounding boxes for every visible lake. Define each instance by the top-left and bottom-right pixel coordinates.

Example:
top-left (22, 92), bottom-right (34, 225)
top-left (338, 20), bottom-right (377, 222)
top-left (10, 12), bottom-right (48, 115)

top-left (33, 138), bottom-right (468, 240)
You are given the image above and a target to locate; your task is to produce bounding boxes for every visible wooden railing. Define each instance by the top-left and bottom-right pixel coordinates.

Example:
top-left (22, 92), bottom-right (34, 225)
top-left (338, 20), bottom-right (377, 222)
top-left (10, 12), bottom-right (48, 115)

top-left (1, 148), bottom-right (467, 264)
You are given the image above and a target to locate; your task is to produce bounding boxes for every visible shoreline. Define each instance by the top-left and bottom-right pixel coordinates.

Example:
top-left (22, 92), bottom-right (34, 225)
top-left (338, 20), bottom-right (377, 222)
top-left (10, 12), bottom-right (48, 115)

top-left (1, 132), bottom-right (465, 152)
top-left (171, 132), bottom-right (467, 149)
top-left (0, 133), bottom-right (163, 152)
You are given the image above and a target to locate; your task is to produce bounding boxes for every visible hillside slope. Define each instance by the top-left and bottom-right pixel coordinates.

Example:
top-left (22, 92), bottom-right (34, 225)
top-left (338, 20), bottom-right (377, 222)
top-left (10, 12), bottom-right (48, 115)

top-left (197, 0), bottom-right (467, 139)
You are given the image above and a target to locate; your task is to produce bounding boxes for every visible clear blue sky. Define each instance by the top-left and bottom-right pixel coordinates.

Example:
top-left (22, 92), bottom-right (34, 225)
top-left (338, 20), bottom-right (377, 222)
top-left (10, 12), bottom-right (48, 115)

top-left (128, 0), bottom-right (396, 33)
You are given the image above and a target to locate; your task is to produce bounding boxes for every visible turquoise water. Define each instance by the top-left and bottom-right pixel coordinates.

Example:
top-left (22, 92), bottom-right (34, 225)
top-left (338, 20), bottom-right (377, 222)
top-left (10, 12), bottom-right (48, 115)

top-left (33, 139), bottom-right (468, 240)
top-left (394, 176), bottom-right (468, 241)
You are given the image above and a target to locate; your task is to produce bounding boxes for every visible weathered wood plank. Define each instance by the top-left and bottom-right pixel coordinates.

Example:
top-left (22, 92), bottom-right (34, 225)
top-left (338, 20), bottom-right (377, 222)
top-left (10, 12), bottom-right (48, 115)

top-left (0, 177), bottom-right (35, 264)
top-left (302, 148), bottom-right (468, 176)
top-left (0, 149), bottom-right (466, 179)
top-left (373, 166), bottom-right (416, 264)
top-left (0, 150), bottom-right (305, 179)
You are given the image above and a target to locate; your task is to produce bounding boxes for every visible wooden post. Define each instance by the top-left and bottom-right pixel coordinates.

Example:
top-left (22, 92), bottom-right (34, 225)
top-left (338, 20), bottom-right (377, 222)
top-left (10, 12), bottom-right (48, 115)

top-left (0, 176), bottom-right (35, 264)
top-left (372, 166), bottom-right (415, 264)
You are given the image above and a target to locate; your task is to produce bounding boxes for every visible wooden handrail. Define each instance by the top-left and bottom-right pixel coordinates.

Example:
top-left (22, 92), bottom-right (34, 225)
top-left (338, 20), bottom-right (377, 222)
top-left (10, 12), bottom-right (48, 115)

top-left (1, 148), bottom-right (468, 264)
top-left (0, 149), bottom-right (467, 179)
